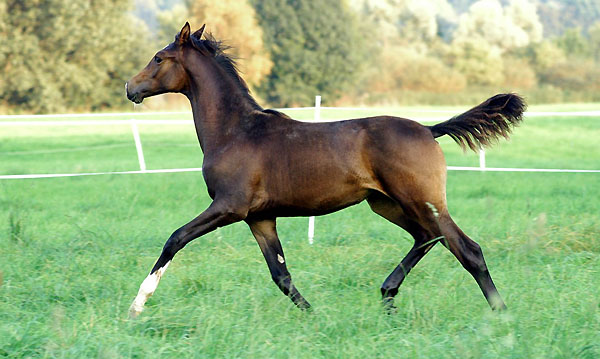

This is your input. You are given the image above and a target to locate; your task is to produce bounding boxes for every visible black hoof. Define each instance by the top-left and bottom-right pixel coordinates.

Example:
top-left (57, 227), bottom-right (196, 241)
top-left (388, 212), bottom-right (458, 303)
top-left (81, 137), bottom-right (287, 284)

top-left (492, 303), bottom-right (508, 311)
top-left (293, 297), bottom-right (312, 311)
top-left (382, 297), bottom-right (397, 315)
top-left (489, 295), bottom-right (507, 311)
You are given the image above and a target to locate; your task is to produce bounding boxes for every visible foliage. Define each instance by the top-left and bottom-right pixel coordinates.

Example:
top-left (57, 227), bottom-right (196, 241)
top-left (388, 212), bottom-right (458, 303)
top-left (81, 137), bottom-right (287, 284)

top-left (350, 0), bottom-right (456, 47)
top-left (450, 0), bottom-right (600, 36)
top-left (349, 0), bottom-right (464, 96)
top-left (521, 26), bottom-right (600, 93)
top-left (2, 0), bottom-right (600, 113)
top-left (555, 27), bottom-right (591, 59)
top-left (590, 22), bottom-right (600, 61)
top-left (252, 0), bottom-right (369, 106)
top-left (349, 0), bottom-right (598, 103)
top-left (501, 57), bottom-right (536, 89)
top-left (453, 0), bottom-right (542, 53)
top-left (537, 0), bottom-right (600, 36)
top-left (447, 0), bottom-right (542, 87)
top-left (525, 40), bottom-right (567, 71)
top-left (538, 60), bottom-right (600, 92)
top-left (448, 37), bottom-right (505, 86)
top-left (366, 46), bottom-right (467, 94)
top-left (156, 3), bottom-right (189, 45)
top-left (0, 0), bottom-right (154, 113)
top-left (185, 0), bottom-right (272, 89)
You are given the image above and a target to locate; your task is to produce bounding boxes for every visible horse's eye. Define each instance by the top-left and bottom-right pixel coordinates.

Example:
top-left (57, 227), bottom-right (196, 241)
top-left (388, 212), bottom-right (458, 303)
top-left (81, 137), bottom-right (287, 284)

top-left (154, 56), bottom-right (163, 64)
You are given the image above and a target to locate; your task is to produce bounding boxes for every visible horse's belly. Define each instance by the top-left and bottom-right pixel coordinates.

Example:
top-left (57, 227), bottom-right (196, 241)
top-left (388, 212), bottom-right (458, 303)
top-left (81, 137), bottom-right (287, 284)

top-left (253, 176), bottom-right (372, 217)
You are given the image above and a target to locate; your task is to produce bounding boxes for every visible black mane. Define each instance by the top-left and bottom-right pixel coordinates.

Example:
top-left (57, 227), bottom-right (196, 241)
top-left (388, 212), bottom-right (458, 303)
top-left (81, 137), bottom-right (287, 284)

top-left (190, 33), bottom-right (289, 118)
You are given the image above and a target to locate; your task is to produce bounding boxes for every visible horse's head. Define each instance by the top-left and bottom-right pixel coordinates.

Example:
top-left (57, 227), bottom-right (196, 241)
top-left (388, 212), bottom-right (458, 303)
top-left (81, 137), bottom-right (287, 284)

top-left (126, 22), bottom-right (205, 104)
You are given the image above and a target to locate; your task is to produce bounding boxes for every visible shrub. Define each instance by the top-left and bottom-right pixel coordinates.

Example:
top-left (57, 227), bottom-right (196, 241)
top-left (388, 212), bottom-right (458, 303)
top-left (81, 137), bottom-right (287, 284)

top-left (539, 60), bottom-right (600, 91)
top-left (366, 47), bottom-right (466, 94)
top-left (502, 57), bottom-right (537, 89)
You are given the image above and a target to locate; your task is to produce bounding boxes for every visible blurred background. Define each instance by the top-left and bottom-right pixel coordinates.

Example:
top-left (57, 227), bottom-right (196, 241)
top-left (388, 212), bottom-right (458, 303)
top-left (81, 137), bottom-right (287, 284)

top-left (1, 0), bottom-right (599, 113)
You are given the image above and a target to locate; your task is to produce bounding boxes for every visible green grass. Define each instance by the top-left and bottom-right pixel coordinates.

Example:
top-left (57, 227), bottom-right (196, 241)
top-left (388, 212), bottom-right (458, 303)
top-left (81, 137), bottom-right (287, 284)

top-left (0, 107), bottom-right (599, 358)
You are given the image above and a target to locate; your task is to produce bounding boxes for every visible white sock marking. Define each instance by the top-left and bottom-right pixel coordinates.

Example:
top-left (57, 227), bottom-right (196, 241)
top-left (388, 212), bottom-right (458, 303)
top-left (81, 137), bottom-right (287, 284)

top-left (129, 261), bottom-right (171, 318)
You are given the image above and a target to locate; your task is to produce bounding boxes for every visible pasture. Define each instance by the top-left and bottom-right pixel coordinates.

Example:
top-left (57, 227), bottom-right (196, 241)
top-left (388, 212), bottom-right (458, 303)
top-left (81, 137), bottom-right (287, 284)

top-left (1, 106), bottom-right (599, 358)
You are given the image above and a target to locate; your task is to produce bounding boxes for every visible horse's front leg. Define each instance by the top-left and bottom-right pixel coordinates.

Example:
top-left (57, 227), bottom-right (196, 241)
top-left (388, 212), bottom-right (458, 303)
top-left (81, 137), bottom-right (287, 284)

top-left (129, 200), bottom-right (247, 318)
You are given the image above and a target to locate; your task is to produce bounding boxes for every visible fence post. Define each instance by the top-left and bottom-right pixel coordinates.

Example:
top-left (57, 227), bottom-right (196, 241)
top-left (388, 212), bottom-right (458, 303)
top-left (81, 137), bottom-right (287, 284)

top-left (308, 95), bottom-right (321, 244)
top-left (314, 95), bottom-right (321, 122)
top-left (130, 119), bottom-right (147, 172)
top-left (308, 216), bottom-right (315, 245)
top-left (479, 148), bottom-right (486, 170)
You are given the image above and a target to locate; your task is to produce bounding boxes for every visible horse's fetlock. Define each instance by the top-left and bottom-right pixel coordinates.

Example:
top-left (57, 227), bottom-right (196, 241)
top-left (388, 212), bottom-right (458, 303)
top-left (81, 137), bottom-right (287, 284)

top-left (273, 274), bottom-right (291, 288)
top-left (381, 286), bottom-right (398, 298)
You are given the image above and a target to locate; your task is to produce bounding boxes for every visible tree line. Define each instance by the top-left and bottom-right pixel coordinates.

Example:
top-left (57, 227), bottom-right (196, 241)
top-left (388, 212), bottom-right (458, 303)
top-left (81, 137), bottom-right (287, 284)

top-left (1, 0), bottom-right (599, 113)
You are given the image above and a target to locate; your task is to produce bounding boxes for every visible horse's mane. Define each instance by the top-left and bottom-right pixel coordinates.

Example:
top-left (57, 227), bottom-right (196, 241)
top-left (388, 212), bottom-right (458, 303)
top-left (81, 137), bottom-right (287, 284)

top-left (191, 33), bottom-right (290, 119)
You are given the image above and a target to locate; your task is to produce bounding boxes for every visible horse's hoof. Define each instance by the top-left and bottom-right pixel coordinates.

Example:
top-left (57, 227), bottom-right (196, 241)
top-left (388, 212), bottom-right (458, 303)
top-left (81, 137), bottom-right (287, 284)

top-left (128, 303), bottom-right (144, 319)
top-left (382, 297), bottom-right (397, 315)
top-left (296, 299), bottom-right (312, 311)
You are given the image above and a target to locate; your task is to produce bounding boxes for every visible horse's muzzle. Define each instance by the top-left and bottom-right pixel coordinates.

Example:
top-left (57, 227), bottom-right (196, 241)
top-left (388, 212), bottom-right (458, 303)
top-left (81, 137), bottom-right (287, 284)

top-left (125, 82), bottom-right (144, 104)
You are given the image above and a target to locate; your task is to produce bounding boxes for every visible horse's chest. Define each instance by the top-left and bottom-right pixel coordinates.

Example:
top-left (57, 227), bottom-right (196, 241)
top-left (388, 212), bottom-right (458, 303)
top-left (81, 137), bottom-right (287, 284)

top-left (201, 163), bottom-right (221, 199)
top-left (201, 154), bottom-right (254, 199)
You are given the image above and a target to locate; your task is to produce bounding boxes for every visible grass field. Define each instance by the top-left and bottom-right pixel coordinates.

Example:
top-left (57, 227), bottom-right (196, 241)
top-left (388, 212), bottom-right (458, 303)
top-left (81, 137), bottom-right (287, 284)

top-left (1, 105), bottom-right (599, 358)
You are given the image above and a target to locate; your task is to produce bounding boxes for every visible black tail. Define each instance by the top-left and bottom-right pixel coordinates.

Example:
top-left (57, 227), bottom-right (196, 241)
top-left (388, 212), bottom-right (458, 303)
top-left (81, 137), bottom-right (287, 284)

top-left (428, 94), bottom-right (526, 152)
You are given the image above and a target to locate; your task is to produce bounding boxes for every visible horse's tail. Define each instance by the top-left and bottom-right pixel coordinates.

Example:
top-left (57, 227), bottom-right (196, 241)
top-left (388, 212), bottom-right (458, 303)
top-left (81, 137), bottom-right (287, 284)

top-left (428, 93), bottom-right (526, 152)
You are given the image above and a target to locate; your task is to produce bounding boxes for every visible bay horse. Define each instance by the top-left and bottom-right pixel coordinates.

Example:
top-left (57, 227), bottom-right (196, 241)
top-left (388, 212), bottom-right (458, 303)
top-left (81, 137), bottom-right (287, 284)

top-left (126, 22), bottom-right (524, 317)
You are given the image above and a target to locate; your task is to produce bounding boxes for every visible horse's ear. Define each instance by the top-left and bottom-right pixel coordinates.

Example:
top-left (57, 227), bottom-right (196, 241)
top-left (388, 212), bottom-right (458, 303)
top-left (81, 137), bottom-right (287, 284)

top-left (177, 22), bottom-right (191, 45)
top-left (192, 24), bottom-right (205, 39)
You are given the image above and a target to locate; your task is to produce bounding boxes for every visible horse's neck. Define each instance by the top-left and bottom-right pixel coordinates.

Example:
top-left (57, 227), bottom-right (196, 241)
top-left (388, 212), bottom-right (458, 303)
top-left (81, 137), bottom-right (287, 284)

top-left (186, 68), bottom-right (256, 153)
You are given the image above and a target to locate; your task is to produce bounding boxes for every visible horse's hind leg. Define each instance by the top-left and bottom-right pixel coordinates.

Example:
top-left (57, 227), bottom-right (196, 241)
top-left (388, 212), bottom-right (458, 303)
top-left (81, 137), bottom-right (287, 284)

top-left (369, 192), bottom-right (505, 311)
top-left (247, 219), bottom-right (311, 310)
top-left (437, 215), bottom-right (507, 310)
top-left (367, 195), bottom-right (439, 309)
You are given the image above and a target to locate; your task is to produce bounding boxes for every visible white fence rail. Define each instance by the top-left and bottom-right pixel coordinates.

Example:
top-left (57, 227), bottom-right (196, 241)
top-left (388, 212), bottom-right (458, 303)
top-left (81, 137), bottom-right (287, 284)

top-left (2, 98), bottom-right (599, 177)
top-left (2, 97), bottom-right (599, 242)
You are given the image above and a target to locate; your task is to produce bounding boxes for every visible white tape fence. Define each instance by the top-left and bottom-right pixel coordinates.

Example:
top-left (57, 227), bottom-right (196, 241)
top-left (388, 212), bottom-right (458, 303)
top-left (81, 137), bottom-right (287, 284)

top-left (2, 97), bottom-right (599, 242)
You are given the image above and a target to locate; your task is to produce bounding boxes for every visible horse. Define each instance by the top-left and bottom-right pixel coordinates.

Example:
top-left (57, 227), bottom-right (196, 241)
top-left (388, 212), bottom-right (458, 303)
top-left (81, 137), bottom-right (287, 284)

top-left (126, 22), bottom-right (524, 318)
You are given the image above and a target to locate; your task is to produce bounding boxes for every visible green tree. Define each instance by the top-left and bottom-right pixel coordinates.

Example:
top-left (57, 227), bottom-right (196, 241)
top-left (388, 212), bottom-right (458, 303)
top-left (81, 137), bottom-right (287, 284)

top-left (0, 0), bottom-right (153, 113)
top-left (252, 0), bottom-right (368, 106)
top-left (185, 0), bottom-right (272, 89)
top-left (590, 22), bottom-right (600, 61)
top-left (555, 27), bottom-right (590, 59)
top-left (453, 0), bottom-right (600, 37)
top-left (156, 3), bottom-right (189, 45)
top-left (349, 0), bottom-right (456, 48)
top-left (538, 0), bottom-right (600, 37)
top-left (449, 0), bottom-right (543, 86)
top-left (349, 0), bottom-right (464, 96)
top-left (526, 40), bottom-right (566, 71)
top-left (537, 25), bottom-right (600, 93)
top-left (453, 0), bottom-right (542, 54)
top-left (449, 37), bottom-right (504, 86)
